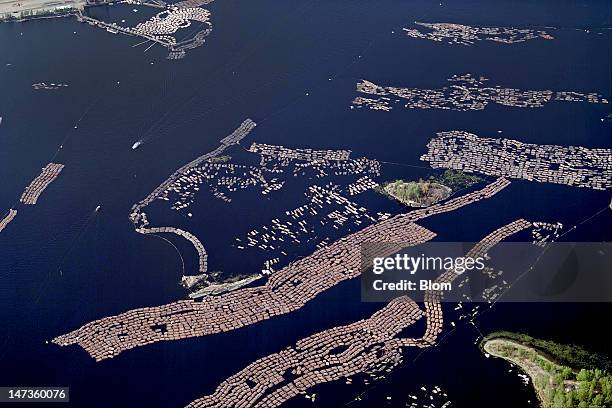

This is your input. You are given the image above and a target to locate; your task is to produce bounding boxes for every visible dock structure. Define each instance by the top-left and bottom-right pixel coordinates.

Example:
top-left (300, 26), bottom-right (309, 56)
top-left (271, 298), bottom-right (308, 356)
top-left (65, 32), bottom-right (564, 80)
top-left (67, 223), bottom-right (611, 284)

top-left (20, 163), bottom-right (64, 205)
top-left (52, 178), bottom-right (511, 362)
top-left (75, 0), bottom-right (216, 59)
top-left (352, 74), bottom-right (608, 112)
top-left (173, 0), bottom-right (213, 7)
top-left (421, 131), bottom-right (612, 190)
top-left (187, 219), bottom-right (531, 408)
top-left (0, 209), bottom-right (17, 233)
top-left (77, 13), bottom-right (173, 48)
top-left (129, 0), bottom-right (167, 9)
top-left (403, 21), bottom-right (555, 46)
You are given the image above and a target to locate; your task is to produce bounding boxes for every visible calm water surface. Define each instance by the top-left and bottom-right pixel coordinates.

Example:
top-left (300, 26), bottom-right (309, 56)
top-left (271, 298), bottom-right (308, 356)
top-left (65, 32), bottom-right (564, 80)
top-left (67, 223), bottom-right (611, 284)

top-left (1, 0), bottom-right (611, 406)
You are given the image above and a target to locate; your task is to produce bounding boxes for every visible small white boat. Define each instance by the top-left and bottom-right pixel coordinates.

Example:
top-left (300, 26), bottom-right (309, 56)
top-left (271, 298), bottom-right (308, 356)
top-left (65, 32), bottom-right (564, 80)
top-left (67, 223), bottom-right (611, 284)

top-left (132, 141), bottom-right (142, 150)
top-left (95, 205), bottom-right (101, 212)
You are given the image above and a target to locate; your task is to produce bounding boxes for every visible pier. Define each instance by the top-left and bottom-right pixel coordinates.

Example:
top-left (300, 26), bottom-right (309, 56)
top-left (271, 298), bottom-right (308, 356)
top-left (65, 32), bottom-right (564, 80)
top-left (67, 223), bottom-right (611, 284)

top-left (77, 13), bottom-right (172, 47)
top-left (75, 0), bottom-right (216, 59)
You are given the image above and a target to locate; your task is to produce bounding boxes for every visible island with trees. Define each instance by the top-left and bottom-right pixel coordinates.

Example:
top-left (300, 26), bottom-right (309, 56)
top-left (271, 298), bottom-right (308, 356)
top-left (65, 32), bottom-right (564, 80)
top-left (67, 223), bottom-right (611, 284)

top-left (429, 169), bottom-right (483, 191)
top-left (481, 331), bottom-right (612, 408)
top-left (381, 179), bottom-right (451, 207)
top-left (380, 170), bottom-right (482, 207)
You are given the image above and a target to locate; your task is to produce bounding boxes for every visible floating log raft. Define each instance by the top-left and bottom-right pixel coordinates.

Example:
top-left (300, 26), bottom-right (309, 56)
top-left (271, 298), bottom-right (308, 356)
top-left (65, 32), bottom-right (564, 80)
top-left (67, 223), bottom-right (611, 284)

top-left (248, 143), bottom-right (352, 161)
top-left (32, 82), bottom-right (69, 90)
top-left (52, 221), bottom-right (434, 361)
top-left (137, 226), bottom-right (208, 274)
top-left (127, 120), bottom-right (255, 279)
top-left (0, 209), bottom-right (17, 233)
top-left (531, 222), bottom-right (563, 247)
top-left (346, 175), bottom-right (378, 196)
top-left (20, 163), bottom-right (64, 205)
top-left (76, 0), bottom-right (217, 60)
top-left (412, 218), bottom-right (533, 348)
top-left (187, 219), bottom-right (531, 408)
top-left (239, 183), bottom-right (384, 252)
top-left (420, 131), bottom-right (612, 190)
top-left (352, 74), bottom-right (608, 112)
top-left (139, 137), bottom-right (382, 277)
top-left (52, 178), bottom-right (511, 361)
top-left (158, 146), bottom-right (378, 211)
top-left (187, 296), bottom-right (424, 408)
top-left (403, 21), bottom-right (555, 46)
top-left (130, 119), bottom-right (256, 218)
top-left (132, 6), bottom-right (212, 58)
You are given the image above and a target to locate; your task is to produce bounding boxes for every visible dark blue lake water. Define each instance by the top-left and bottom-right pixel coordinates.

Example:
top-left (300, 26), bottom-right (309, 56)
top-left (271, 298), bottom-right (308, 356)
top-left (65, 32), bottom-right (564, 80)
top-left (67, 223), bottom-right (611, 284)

top-left (1, 0), bottom-right (611, 406)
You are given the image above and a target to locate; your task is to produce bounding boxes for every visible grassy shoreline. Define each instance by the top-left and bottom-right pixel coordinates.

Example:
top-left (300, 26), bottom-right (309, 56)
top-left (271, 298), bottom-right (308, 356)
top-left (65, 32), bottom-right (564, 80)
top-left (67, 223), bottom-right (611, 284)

top-left (481, 332), bottom-right (612, 407)
top-left (0, 8), bottom-right (78, 23)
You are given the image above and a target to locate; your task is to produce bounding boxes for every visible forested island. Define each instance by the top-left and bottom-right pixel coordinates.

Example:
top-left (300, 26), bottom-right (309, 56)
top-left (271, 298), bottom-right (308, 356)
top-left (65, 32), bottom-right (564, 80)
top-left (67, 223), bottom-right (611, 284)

top-left (430, 169), bottom-right (482, 191)
top-left (481, 332), bottom-right (612, 408)
top-left (381, 179), bottom-right (451, 207)
top-left (379, 170), bottom-right (482, 207)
